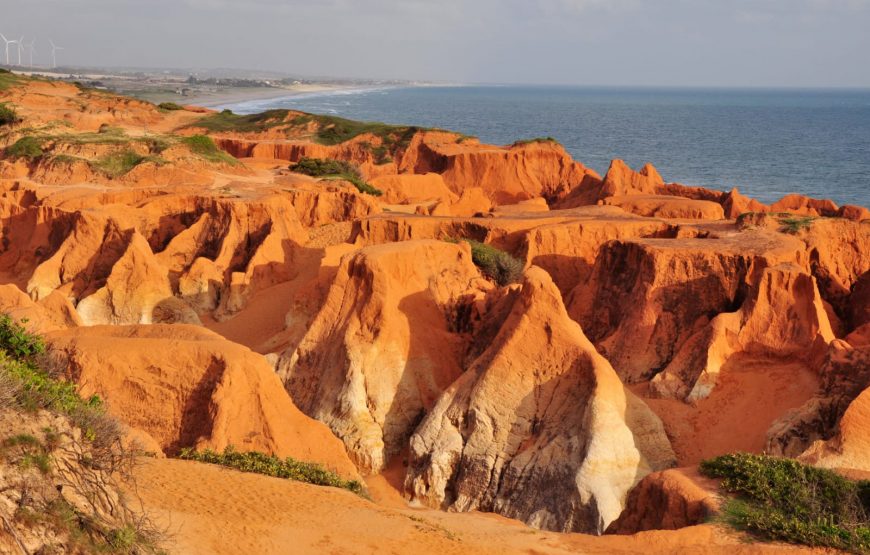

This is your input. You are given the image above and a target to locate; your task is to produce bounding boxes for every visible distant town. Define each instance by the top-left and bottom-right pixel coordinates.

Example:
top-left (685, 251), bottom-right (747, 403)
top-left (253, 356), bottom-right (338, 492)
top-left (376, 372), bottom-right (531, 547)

top-left (0, 35), bottom-right (424, 105)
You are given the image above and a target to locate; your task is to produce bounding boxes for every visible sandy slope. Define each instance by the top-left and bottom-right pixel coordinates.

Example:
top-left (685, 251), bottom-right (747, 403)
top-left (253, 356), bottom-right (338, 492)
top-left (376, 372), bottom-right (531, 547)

top-left (636, 355), bottom-right (820, 465)
top-left (132, 458), bottom-right (819, 555)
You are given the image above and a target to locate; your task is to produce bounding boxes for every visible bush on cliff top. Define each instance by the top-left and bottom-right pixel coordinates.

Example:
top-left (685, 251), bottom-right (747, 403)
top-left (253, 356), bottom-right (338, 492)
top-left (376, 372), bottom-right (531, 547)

top-left (180, 134), bottom-right (238, 165)
top-left (191, 108), bottom-right (292, 133)
top-left (5, 136), bottom-right (44, 160)
top-left (190, 108), bottom-right (423, 149)
top-left (178, 446), bottom-right (364, 495)
top-left (290, 157), bottom-right (383, 196)
top-left (291, 113), bottom-right (421, 147)
top-left (0, 314), bottom-right (162, 553)
top-left (0, 314), bottom-right (103, 425)
top-left (157, 101), bottom-right (184, 111)
top-left (778, 215), bottom-right (815, 234)
top-left (92, 149), bottom-right (146, 178)
top-left (453, 239), bottom-right (523, 286)
top-left (700, 453), bottom-right (870, 553)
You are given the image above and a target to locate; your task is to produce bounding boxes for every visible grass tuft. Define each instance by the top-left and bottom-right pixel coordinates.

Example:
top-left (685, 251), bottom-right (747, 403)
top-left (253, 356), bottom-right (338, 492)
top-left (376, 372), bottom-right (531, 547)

top-left (778, 215), bottom-right (815, 234)
top-left (0, 102), bottom-right (20, 126)
top-left (14, 498), bottom-right (162, 554)
top-left (180, 134), bottom-right (238, 165)
top-left (0, 314), bottom-right (104, 427)
top-left (0, 71), bottom-right (21, 92)
top-left (5, 136), bottom-right (45, 160)
top-left (290, 157), bottom-right (383, 196)
top-left (178, 446), bottom-right (364, 495)
top-left (701, 453), bottom-right (870, 553)
top-left (91, 150), bottom-right (146, 178)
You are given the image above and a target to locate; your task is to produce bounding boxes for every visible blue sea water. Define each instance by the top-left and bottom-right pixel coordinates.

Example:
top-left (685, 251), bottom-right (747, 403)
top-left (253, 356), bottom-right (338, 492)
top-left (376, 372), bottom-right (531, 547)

top-left (219, 85), bottom-right (870, 207)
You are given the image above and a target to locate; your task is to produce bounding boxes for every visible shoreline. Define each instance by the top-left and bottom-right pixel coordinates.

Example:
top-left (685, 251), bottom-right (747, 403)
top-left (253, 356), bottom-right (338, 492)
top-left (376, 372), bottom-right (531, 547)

top-left (183, 84), bottom-right (358, 109)
top-left (185, 83), bottom-right (410, 113)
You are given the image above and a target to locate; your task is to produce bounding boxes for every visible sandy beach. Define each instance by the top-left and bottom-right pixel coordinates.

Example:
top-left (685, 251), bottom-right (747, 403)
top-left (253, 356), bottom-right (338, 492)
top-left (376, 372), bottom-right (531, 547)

top-left (182, 83), bottom-right (367, 109)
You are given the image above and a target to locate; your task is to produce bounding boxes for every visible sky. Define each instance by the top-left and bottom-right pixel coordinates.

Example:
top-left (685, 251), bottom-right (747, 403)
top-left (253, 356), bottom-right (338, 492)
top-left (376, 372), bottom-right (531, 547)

top-left (2, 0), bottom-right (869, 87)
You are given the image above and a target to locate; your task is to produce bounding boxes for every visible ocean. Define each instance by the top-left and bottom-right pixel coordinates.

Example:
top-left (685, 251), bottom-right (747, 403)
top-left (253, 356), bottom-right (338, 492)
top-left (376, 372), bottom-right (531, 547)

top-left (218, 85), bottom-right (870, 207)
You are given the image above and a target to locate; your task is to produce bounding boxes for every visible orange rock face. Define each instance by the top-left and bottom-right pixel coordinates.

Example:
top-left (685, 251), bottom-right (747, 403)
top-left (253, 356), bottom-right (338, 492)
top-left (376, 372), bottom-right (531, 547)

top-left (767, 340), bottom-right (870, 462)
top-left (601, 195), bottom-right (725, 220)
top-left (567, 229), bottom-right (807, 384)
top-left (418, 138), bottom-right (603, 205)
top-left (606, 468), bottom-right (720, 534)
top-left (771, 194), bottom-right (839, 217)
top-left (277, 240), bottom-right (492, 473)
top-left (405, 268), bottom-right (675, 533)
top-left (46, 324), bottom-right (359, 479)
top-left (652, 262), bottom-right (835, 401)
top-left (368, 173), bottom-right (458, 205)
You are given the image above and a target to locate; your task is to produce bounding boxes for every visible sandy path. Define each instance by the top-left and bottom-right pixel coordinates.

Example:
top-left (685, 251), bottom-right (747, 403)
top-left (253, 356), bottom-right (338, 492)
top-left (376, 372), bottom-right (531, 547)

top-left (131, 458), bottom-right (817, 555)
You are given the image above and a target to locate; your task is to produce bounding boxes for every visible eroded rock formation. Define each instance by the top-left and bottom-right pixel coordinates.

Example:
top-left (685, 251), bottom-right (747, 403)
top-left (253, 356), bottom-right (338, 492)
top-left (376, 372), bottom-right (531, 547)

top-left (606, 468), bottom-right (720, 534)
top-left (46, 324), bottom-right (360, 479)
top-left (278, 240), bottom-right (491, 473)
top-left (404, 268), bottom-right (675, 533)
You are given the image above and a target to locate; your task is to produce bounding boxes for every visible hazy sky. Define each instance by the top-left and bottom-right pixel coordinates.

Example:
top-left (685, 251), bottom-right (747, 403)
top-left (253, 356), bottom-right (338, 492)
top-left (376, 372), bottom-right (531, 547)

top-left (3, 0), bottom-right (870, 87)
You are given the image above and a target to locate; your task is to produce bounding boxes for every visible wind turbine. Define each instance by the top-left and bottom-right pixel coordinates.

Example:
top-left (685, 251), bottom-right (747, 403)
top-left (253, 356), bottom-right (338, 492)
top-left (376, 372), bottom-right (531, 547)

top-left (0, 34), bottom-right (15, 66)
top-left (25, 38), bottom-right (35, 68)
top-left (16, 37), bottom-right (24, 66)
top-left (49, 39), bottom-right (63, 69)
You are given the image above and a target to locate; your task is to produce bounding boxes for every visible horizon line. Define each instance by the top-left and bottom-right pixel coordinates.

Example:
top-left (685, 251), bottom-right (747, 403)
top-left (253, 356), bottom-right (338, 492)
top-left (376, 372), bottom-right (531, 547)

top-left (6, 63), bottom-right (870, 92)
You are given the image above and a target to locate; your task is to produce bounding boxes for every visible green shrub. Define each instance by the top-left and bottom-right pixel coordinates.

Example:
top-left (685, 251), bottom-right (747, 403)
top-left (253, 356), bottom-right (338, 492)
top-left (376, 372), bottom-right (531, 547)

top-left (0, 102), bottom-right (19, 126)
top-left (180, 134), bottom-right (237, 165)
top-left (191, 108), bottom-right (291, 133)
top-left (0, 315), bottom-right (45, 362)
top-left (778, 215), bottom-right (815, 234)
top-left (303, 114), bottom-right (419, 147)
top-left (701, 453), bottom-right (870, 553)
top-left (291, 157), bottom-right (358, 178)
top-left (52, 129), bottom-right (129, 146)
top-left (290, 157), bottom-right (383, 196)
top-left (92, 149), bottom-right (145, 178)
top-left (157, 101), bottom-right (184, 111)
top-left (5, 136), bottom-right (45, 160)
top-left (459, 239), bottom-right (523, 286)
top-left (0, 314), bottom-right (102, 422)
top-left (178, 446), bottom-right (364, 495)
top-left (191, 108), bottom-right (424, 149)
top-left (0, 316), bottom-right (159, 551)
top-left (369, 144), bottom-right (392, 165)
